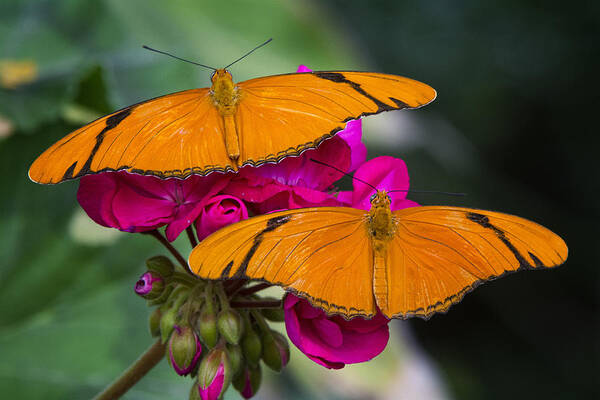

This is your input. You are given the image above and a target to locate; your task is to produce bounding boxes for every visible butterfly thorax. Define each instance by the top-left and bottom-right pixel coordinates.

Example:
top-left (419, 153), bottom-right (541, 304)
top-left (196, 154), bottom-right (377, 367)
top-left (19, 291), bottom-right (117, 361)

top-left (210, 69), bottom-right (240, 116)
top-left (367, 190), bottom-right (396, 251)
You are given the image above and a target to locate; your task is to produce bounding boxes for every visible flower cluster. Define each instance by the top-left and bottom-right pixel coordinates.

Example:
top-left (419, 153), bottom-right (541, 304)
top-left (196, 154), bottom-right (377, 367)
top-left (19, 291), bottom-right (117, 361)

top-left (77, 66), bottom-right (419, 399)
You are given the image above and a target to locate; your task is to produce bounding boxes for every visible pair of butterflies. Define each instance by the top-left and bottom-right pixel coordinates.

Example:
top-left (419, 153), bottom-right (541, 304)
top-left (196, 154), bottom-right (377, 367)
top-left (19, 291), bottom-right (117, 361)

top-left (29, 60), bottom-right (567, 320)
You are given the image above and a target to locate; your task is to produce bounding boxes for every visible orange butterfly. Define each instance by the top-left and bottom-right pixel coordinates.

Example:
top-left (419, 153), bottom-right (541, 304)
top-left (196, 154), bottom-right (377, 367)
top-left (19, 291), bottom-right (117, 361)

top-left (28, 64), bottom-right (435, 184)
top-left (189, 190), bottom-right (567, 319)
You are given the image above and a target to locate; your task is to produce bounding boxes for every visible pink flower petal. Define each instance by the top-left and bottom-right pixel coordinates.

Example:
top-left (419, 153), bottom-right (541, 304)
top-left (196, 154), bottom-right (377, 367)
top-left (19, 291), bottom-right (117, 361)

top-left (312, 318), bottom-right (343, 348)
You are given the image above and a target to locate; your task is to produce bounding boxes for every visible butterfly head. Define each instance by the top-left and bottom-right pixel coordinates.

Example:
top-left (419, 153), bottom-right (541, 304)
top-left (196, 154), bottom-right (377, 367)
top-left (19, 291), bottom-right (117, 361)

top-left (210, 68), bottom-right (233, 84)
top-left (370, 190), bottom-right (392, 210)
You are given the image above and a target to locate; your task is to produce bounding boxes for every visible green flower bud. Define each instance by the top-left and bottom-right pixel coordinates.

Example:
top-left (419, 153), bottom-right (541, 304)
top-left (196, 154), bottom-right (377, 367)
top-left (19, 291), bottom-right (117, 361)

top-left (189, 380), bottom-right (201, 400)
top-left (217, 308), bottom-right (244, 345)
top-left (168, 325), bottom-right (202, 376)
top-left (233, 364), bottom-right (262, 399)
top-left (226, 344), bottom-right (243, 377)
top-left (261, 307), bottom-right (285, 322)
top-left (146, 255), bottom-right (174, 278)
top-left (160, 307), bottom-right (178, 343)
top-left (197, 346), bottom-right (232, 400)
top-left (241, 324), bottom-right (262, 366)
top-left (149, 307), bottom-right (162, 337)
top-left (196, 304), bottom-right (218, 348)
top-left (261, 330), bottom-right (290, 372)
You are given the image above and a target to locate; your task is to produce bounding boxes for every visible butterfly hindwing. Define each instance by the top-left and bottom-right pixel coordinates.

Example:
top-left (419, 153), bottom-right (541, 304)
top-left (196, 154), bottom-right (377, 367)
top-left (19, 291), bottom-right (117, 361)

top-left (189, 207), bottom-right (379, 318)
top-left (381, 206), bottom-right (568, 319)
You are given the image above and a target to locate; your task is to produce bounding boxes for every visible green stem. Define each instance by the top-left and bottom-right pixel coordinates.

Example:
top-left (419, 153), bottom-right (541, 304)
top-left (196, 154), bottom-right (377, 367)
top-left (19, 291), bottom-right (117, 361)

top-left (170, 271), bottom-right (199, 286)
top-left (231, 299), bottom-right (282, 309)
top-left (145, 229), bottom-right (195, 277)
top-left (237, 282), bottom-right (271, 296)
top-left (215, 282), bottom-right (230, 311)
top-left (92, 340), bottom-right (165, 400)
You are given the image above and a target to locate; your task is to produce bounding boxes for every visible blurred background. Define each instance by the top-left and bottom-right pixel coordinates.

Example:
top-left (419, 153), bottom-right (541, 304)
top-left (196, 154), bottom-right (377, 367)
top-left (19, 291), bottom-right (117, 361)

top-left (0, 0), bottom-right (597, 399)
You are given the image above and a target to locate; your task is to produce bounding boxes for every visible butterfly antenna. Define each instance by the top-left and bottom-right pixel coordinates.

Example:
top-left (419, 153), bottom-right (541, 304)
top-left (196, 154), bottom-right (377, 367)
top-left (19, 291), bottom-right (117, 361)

top-left (224, 38), bottom-right (273, 69)
top-left (388, 189), bottom-right (467, 197)
top-left (309, 158), bottom-right (377, 191)
top-left (142, 45), bottom-right (217, 71)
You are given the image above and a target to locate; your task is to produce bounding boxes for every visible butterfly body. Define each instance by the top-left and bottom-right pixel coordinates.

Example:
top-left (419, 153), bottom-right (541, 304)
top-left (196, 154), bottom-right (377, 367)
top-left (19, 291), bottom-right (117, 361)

top-left (29, 71), bottom-right (436, 183)
top-left (189, 190), bottom-right (567, 320)
top-left (210, 69), bottom-right (242, 163)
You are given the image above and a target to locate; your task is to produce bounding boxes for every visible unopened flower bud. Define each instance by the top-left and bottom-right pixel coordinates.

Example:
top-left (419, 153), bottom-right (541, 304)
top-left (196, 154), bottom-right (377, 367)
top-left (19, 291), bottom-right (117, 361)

top-left (217, 309), bottom-right (243, 345)
top-left (168, 325), bottom-right (202, 376)
top-left (241, 325), bottom-right (262, 366)
top-left (197, 347), bottom-right (231, 400)
top-left (233, 364), bottom-right (262, 399)
top-left (189, 380), bottom-right (202, 400)
top-left (160, 307), bottom-right (178, 343)
top-left (197, 304), bottom-right (218, 348)
top-left (261, 330), bottom-right (290, 372)
top-left (146, 255), bottom-right (174, 278)
top-left (226, 344), bottom-right (243, 377)
top-left (149, 307), bottom-right (162, 337)
top-left (135, 271), bottom-right (165, 299)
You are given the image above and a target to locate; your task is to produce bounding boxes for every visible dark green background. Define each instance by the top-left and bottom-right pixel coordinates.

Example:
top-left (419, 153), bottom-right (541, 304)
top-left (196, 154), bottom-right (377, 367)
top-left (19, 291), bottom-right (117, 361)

top-left (1, 1), bottom-right (597, 399)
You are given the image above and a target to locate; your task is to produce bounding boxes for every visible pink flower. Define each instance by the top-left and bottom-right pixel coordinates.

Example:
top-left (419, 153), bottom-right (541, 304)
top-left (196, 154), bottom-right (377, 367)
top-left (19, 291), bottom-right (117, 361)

top-left (134, 271), bottom-right (164, 299)
top-left (339, 156), bottom-right (420, 210)
top-left (225, 135), bottom-right (352, 213)
top-left (284, 294), bottom-right (390, 369)
top-left (194, 195), bottom-right (248, 241)
top-left (77, 171), bottom-right (229, 241)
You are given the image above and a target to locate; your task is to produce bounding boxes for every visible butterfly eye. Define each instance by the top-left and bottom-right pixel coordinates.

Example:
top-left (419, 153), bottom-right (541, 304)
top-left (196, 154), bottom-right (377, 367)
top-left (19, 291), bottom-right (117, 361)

top-left (370, 193), bottom-right (377, 202)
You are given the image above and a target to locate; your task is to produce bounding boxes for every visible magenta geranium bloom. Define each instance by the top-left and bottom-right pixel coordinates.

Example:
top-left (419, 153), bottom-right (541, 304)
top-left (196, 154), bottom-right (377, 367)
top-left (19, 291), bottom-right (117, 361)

top-left (284, 294), bottom-right (389, 369)
top-left (77, 171), bottom-right (230, 241)
top-left (195, 195), bottom-right (249, 241)
top-left (338, 156), bottom-right (420, 210)
top-left (225, 135), bottom-right (353, 213)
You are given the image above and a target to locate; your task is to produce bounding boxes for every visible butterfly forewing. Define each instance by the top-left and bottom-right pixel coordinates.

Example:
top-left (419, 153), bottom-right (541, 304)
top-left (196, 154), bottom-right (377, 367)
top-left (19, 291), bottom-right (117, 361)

top-left (236, 72), bottom-right (436, 167)
top-left (382, 206), bottom-right (568, 319)
top-left (28, 88), bottom-right (240, 183)
top-left (189, 207), bottom-right (380, 318)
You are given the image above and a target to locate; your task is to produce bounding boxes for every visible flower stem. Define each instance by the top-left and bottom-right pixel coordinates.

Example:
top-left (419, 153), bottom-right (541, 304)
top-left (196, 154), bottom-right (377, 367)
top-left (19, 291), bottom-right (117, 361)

top-left (186, 226), bottom-right (198, 248)
top-left (92, 340), bottom-right (165, 400)
top-left (231, 300), bottom-right (282, 309)
top-left (224, 278), bottom-right (247, 296)
top-left (237, 282), bottom-right (272, 296)
top-left (145, 229), bottom-right (194, 277)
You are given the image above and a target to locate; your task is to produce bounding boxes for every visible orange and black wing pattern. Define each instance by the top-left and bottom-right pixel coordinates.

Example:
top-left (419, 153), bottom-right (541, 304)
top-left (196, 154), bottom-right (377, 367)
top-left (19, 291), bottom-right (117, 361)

top-left (381, 206), bottom-right (568, 319)
top-left (188, 207), bottom-right (379, 318)
top-left (235, 71), bottom-right (436, 167)
top-left (28, 88), bottom-right (239, 184)
top-left (29, 71), bottom-right (436, 184)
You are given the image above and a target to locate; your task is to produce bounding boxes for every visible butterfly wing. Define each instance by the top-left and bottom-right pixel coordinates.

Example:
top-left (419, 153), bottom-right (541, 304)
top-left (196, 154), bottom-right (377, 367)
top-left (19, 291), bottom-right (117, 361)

top-left (28, 88), bottom-right (237, 183)
top-left (379, 206), bottom-right (568, 319)
top-left (235, 71), bottom-right (436, 167)
top-left (189, 207), bottom-right (378, 318)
